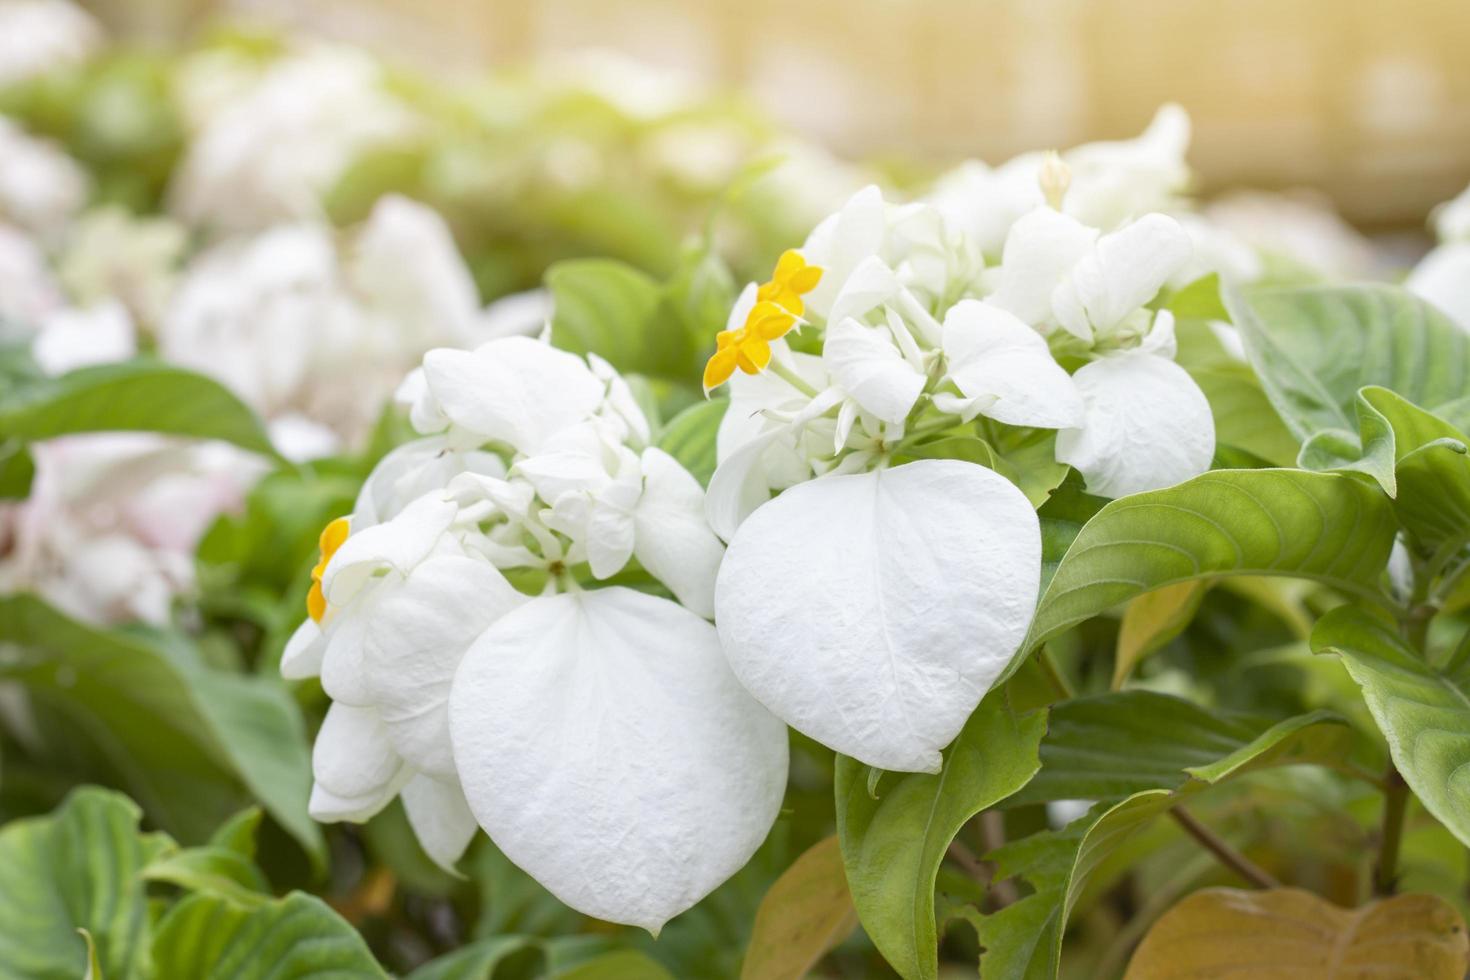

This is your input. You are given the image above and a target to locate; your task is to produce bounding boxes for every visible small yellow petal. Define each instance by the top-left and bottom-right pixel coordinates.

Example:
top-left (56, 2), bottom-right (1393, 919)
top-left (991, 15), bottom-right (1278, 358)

top-left (703, 347), bottom-right (739, 390)
top-left (737, 337), bottom-right (772, 374)
top-left (319, 517), bottom-right (350, 558)
top-left (307, 581), bottom-right (327, 623)
top-left (789, 265), bottom-right (822, 293)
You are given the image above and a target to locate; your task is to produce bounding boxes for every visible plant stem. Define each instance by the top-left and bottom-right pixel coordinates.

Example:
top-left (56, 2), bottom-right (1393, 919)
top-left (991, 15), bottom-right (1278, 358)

top-left (1168, 806), bottom-right (1280, 889)
top-left (1036, 646), bottom-right (1076, 701)
top-left (1374, 768), bottom-right (1410, 896)
top-left (769, 359), bottom-right (819, 398)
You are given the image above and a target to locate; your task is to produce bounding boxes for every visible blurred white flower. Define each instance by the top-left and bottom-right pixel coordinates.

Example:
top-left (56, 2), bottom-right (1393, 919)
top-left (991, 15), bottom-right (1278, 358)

top-left (0, 223), bottom-right (62, 336)
top-left (0, 435), bottom-right (262, 625)
top-left (1433, 182), bottom-right (1470, 244)
top-left (0, 116), bottom-right (89, 242)
top-left (169, 45), bottom-right (416, 235)
top-left (1201, 190), bottom-right (1377, 282)
top-left (0, 0), bottom-right (100, 87)
top-left (1408, 182), bottom-right (1470, 333)
top-left (56, 206), bottom-right (186, 330)
top-left (30, 300), bottom-right (135, 375)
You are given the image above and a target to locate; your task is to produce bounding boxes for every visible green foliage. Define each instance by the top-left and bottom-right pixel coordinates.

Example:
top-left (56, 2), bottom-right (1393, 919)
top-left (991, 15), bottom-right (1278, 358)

top-left (0, 596), bottom-right (323, 865)
top-left (1027, 468), bottom-right (1399, 652)
top-left (0, 360), bottom-right (278, 457)
top-left (1313, 606), bottom-right (1470, 847)
top-left (655, 398), bottom-right (726, 486)
top-left (835, 691), bottom-right (1047, 980)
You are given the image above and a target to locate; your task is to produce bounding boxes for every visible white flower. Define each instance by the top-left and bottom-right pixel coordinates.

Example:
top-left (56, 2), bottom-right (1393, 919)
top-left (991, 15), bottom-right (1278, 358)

top-left (31, 300), bottom-right (136, 375)
top-left (935, 300), bottom-right (1082, 427)
top-left (1408, 242), bottom-right (1470, 334)
top-left (0, 117), bottom-right (89, 242)
top-left (1434, 182), bottom-right (1470, 243)
top-left (56, 206), bottom-right (186, 330)
top-left (289, 343), bottom-right (783, 929)
top-left (1200, 190), bottom-right (1376, 282)
top-left (0, 223), bottom-right (63, 335)
top-left (715, 459), bottom-right (1040, 772)
top-left (169, 45), bottom-right (415, 235)
top-left (0, 0), bottom-right (99, 87)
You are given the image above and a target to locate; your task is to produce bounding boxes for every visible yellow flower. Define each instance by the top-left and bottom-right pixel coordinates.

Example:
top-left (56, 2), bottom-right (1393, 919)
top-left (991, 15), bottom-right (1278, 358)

top-left (306, 516), bottom-right (351, 622)
top-left (703, 252), bottom-right (822, 392)
top-left (757, 250), bottom-right (823, 316)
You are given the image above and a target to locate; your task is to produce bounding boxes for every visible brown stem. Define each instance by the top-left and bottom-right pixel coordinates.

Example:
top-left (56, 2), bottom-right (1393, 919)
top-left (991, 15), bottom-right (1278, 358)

top-left (1169, 806), bottom-right (1280, 889)
top-left (1375, 768), bottom-right (1410, 896)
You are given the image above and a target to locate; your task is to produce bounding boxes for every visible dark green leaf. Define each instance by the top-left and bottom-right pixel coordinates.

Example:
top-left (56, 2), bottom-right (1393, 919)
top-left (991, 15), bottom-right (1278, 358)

top-left (0, 438), bottom-right (34, 498)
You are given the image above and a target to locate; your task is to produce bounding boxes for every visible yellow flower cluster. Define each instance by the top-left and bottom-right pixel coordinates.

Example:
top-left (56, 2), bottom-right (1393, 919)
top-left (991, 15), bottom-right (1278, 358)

top-left (703, 250), bottom-right (822, 391)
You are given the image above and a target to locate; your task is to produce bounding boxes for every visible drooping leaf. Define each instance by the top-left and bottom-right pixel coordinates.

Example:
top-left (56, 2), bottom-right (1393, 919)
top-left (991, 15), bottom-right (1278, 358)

top-left (655, 398), bottom-right (727, 487)
top-left (740, 836), bottom-right (857, 980)
top-left (1026, 469), bottom-right (1398, 653)
top-left (1112, 581), bottom-right (1210, 689)
top-left (0, 359), bottom-right (277, 456)
top-left (1007, 692), bottom-right (1353, 807)
top-left (1226, 283), bottom-right (1470, 439)
top-left (1313, 605), bottom-right (1470, 847)
top-left (0, 787), bottom-right (173, 980)
top-left (143, 845), bottom-right (271, 908)
top-left (404, 937), bottom-right (546, 980)
top-left (151, 892), bottom-right (388, 979)
top-left (0, 596), bottom-right (324, 866)
top-left (1124, 887), bottom-right (1469, 979)
top-left (976, 707), bottom-right (1356, 979)
top-left (1357, 386), bottom-right (1470, 559)
top-left (835, 691), bottom-right (1047, 980)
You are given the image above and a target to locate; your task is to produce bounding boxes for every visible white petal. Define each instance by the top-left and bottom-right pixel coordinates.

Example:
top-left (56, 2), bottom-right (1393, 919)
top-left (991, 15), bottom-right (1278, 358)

top-left (990, 207), bottom-right (1098, 327)
top-left (585, 505), bottom-right (637, 578)
top-left (1056, 352), bottom-right (1215, 498)
top-left (803, 185), bottom-right (888, 318)
top-left (310, 703), bottom-right (407, 823)
top-left (823, 316), bottom-right (925, 424)
top-left (827, 255), bottom-right (902, 328)
top-left (354, 437), bottom-right (504, 528)
top-left (422, 337), bottom-right (603, 454)
top-left (320, 604), bottom-right (373, 705)
top-left (1052, 214), bottom-right (1192, 339)
top-left (323, 494), bottom-right (456, 605)
top-left (401, 773), bottom-right (478, 874)
top-left (449, 589), bottom-right (788, 933)
top-left (281, 618), bottom-right (324, 679)
top-left (1407, 243), bottom-right (1470, 333)
top-left (634, 448), bottom-right (724, 618)
top-left (941, 301), bottom-right (1083, 428)
top-left (705, 429), bottom-right (784, 542)
top-left (715, 460), bottom-right (1041, 772)
top-left (364, 556), bottom-right (526, 779)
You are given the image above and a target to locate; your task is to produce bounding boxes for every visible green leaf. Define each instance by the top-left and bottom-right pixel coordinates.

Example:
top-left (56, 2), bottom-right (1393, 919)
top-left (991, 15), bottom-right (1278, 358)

top-left (0, 787), bottom-right (173, 980)
top-left (1191, 365), bottom-right (1299, 468)
top-left (548, 259), bottom-right (692, 381)
top-left (1226, 283), bottom-right (1470, 440)
top-left (1026, 469), bottom-right (1398, 653)
top-left (79, 929), bottom-right (103, 980)
top-left (1035, 471), bottom-right (1108, 596)
top-left (405, 937), bottom-right (546, 980)
top-left (1167, 274), bottom-right (1230, 322)
top-left (553, 951), bottom-right (676, 980)
top-left (1007, 692), bottom-right (1352, 807)
top-left (143, 845), bottom-right (271, 907)
top-left (740, 836), bottom-right (857, 980)
top-left (0, 438), bottom-right (34, 498)
top-left (208, 808), bottom-right (264, 862)
top-left (976, 708), bottom-right (1352, 979)
top-left (655, 398), bottom-right (727, 487)
top-left (151, 892), bottom-right (387, 979)
top-left (0, 596), bottom-right (324, 867)
top-left (1295, 389), bottom-right (1398, 495)
top-left (1357, 386), bottom-right (1470, 558)
top-left (1313, 605), bottom-right (1470, 847)
top-left (0, 360), bottom-right (277, 456)
top-left (1112, 582), bottom-right (1209, 689)
top-left (834, 691), bottom-right (1047, 980)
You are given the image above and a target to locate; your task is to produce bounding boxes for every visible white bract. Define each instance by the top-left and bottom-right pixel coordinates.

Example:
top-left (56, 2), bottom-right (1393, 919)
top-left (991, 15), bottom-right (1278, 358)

top-left (1409, 181), bottom-right (1470, 334)
top-left (0, 116), bottom-right (89, 242)
top-left (286, 337), bottom-right (785, 933)
top-left (0, 0), bottom-right (99, 88)
top-left (705, 162), bottom-right (1214, 772)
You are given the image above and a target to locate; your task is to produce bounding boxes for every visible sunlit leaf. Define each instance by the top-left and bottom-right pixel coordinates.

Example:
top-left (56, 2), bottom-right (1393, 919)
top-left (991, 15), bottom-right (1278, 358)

top-left (1124, 887), bottom-right (1468, 979)
top-left (1113, 581), bottom-right (1209, 689)
top-left (655, 398), bottom-right (726, 487)
top-left (740, 836), bottom-right (857, 980)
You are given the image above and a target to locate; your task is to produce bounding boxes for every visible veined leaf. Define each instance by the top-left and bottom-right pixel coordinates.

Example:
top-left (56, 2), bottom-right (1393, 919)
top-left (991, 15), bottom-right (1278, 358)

top-left (0, 787), bottom-right (173, 980)
top-left (0, 359), bottom-right (277, 456)
top-left (740, 836), bottom-right (857, 980)
top-left (834, 691), bottom-right (1046, 980)
top-left (1358, 386), bottom-right (1470, 559)
top-left (655, 398), bottom-right (726, 488)
top-left (1192, 365), bottom-right (1299, 468)
top-left (1124, 887), bottom-right (1468, 979)
top-left (143, 845), bottom-right (271, 908)
top-left (1026, 469), bottom-right (1397, 652)
top-left (1112, 582), bottom-right (1210, 689)
top-left (0, 596), bottom-right (323, 866)
top-left (1007, 692), bottom-right (1352, 807)
top-left (403, 937), bottom-right (546, 980)
top-left (553, 951), bottom-right (677, 980)
top-left (976, 708), bottom-right (1353, 979)
top-left (151, 892), bottom-right (387, 979)
top-left (1313, 605), bottom-right (1470, 847)
top-left (1226, 283), bottom-right (1470, 439)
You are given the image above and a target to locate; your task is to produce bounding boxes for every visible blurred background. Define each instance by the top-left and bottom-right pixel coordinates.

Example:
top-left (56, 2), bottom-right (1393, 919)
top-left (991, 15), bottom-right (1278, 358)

top-left (81, 0), bottom-right (1470, 231)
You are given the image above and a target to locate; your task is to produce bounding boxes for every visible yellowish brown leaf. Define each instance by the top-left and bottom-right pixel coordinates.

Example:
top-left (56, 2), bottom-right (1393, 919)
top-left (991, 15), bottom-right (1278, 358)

top-left (740, 836), bottom-right (858, 980)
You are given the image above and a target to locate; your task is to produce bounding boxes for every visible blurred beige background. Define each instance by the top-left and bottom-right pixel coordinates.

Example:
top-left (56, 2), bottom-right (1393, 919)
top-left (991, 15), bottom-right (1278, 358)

top-left (86, 0), bottom-right (1470, 229)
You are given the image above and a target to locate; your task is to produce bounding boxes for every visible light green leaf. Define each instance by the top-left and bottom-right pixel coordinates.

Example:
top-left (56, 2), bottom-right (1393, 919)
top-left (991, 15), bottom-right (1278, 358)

top-left (1007, 692), bottom-right (1352, 807)
top-left (0, 596), bottom-right (324, 867)
top-left (1226, 283), bottom-right (1470, 439)
top-left (977, 708), bottom-right (1351, 979)
top-left (740, 836), bottom-right (857, 980)
top-left (548, 259), bottom-right (696, 381)
top-left (1313, 605), bottom-right (1470, 847)
top-left (834, 691), bottom-right (1047, 980)
top-left (151, 892), bottom-right (387, 979)
top-left (1112, 582), bottom-right (1209, 689)
top-left (655, 398), bottom-right (726, 487)
top-left (1295, 389), bottom-right (1397, 495)
top-left (405, 937), bottom-right (546, 980)
top-left (143, 846), bottom-right (271, 908)
top-left (553, 951), bottom-right (676, 980)
top-left (0, 360), bottom-right (277, 456)
top-left (208, 808), bottom-right (264, 862)
top-left (1026, 469), bottom-right (1398, 653)
top-left (1167, 273), bottom-right (1229, 322)
top-left (1357, 386), bottom-right (1470, 559)
top-left (1192, 365), bottom-right (1299, 468)
top-left (0, 787), bottom-right (173, 980)
top-left (79, 929), bottom-right (103, 980)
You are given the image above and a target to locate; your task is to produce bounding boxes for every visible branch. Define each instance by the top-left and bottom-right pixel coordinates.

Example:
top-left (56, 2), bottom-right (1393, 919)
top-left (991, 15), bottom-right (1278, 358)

top-left (1169, 806), bottom-right (1280, 889)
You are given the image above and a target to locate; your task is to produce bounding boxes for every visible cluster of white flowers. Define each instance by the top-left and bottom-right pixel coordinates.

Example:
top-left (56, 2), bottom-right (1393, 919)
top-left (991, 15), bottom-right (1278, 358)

top-left (0, 0), bottom-right (99, 88)
top-left (1408, 181), bottom-right (1470, 333)
top-left (284, 337), bottom-right (786, 931)
top-left (160, 194), bottom-right (543, 460)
